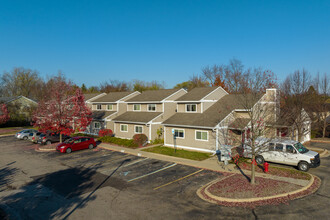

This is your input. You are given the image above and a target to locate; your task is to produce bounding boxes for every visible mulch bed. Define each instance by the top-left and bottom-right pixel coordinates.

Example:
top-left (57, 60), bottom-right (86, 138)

top-left (199, 175), bottom-right (321, 208)
top-left (235, 162), bottom-right (311, 180)
top-left (208, 174), bottom-right (301, 199)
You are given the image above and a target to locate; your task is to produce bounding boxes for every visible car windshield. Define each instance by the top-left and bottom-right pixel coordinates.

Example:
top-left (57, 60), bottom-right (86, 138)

top-left (294, 142), bottom-right (309, 154)
top-left (64, 138), bottom-right (74, 143)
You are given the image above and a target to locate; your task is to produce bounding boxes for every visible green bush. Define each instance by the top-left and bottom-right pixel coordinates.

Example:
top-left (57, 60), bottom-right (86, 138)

top-left (150, 138), bottom-right (164, 145)
top-left (98, 136), bottom-right (138, 148)
top-left (71, 133), bottom-right (98, 138)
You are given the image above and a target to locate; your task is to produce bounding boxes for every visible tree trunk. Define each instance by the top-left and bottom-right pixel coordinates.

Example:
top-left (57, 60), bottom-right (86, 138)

top-left (251, 154), bottom-right (255, 184)
top-left (322, 118), bottom-right (327, 138)
top-left (60, 133), bottom-right (62, 143)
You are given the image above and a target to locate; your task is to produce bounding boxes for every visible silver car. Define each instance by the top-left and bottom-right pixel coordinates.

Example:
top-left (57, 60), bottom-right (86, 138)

top-left (15, 129), bottom-right (38, 140)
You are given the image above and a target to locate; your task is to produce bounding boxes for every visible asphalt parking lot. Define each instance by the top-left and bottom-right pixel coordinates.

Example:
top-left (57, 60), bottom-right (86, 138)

top-left (0, 135), bottom-right (329, 220)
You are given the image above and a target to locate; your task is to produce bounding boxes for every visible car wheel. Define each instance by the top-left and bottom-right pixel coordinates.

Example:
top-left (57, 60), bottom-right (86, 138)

top-left (298, 161), bottom-right (310, 172)
top-left (88, 144), bottom-right (94, 149)
top-left (46, 140), bottom-right (51, 145)
top-left (66, 148), bottom-right (72, 153)
top-left (23, 136), bottom-right (28, 140)
top-left (255, 156), bottom-right (264, 164)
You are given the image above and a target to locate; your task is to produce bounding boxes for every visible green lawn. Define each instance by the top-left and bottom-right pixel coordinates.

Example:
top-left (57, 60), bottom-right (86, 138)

top-left (142, 146), bottom-right (212, 161)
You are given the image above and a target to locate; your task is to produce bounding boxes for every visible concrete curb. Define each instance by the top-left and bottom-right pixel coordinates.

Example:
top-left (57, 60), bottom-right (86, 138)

top-left (196, 173), bottom-right (321, 206)
top-left (36, 147), bottom-right (56, 152)
top-left (310, 139), bottom-right (330, 143)
top-left (308, 147), bottom-right (329, 157)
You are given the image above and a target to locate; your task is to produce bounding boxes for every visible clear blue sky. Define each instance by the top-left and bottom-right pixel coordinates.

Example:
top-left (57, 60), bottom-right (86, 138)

top-left (0, 0), bottom-right (329, 88)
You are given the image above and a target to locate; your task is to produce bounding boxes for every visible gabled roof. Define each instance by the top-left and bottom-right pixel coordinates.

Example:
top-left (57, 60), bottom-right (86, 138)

top-left (163, 94), bottom-right (259, 128)
top-left (0, 96), bottom-right (37, 104)
top-left (92, 91), bottom-right (137, 103)
top-left (175, 87), bottom-right (219, 102)
top-left (126, 89), bottom-right (181, 103)
top-left (92, 111), bottom-right (116, 120)
top-left (113, 112), bottom-right (162, 124)
top-left (83, 93), bottom-right (106, 102)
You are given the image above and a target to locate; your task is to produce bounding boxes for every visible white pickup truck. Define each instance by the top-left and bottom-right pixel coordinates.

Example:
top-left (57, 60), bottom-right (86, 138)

top-left (242, 138), bottom-right (320, 172)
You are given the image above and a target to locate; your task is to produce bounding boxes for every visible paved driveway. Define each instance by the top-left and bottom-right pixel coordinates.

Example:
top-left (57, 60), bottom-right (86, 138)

top-left (0, 136), bottom-right (329, 220)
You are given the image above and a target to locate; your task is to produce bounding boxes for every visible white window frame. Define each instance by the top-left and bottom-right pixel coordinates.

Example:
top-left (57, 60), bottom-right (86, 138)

top-left (134, 125), bottom-right (143, 134)
top-left (107, 104), bottom-right (113, 110)
top-left (94, 122), bottom-right (101, 129)
top-left (120, 124), bottom-right (128, 132)
top-left (97, 104), bottom-right (102, 110)
top-left (173, 129), bottom-right (185, 139)
top-left (185, 104), bottom-right (197, 112)
top-left (195, 130), bottom-right (208, 141)
top-left (133, 104), bottom-right (141, 111)
top-left (148, 104), bottom-right (156, 112)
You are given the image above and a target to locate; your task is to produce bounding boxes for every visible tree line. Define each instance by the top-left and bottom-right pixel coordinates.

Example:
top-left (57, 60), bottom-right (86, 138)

top-left (0, 60), bottom-right (329, 137)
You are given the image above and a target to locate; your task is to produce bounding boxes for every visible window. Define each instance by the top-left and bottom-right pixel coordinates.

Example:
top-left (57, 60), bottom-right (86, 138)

top-left (135, 126), bottom-right (143, 133)
top-left (148, 104), bottom-right (156, 111)
top-left (120, 124), bottom-right (128, 132)
top-left (97, 104), bottom-right (102, 110)
top-left (275, 143), bottom-right (283, 152)
top-left (94, 122), bottom-right (101, 129)
top-left (186, 104), bottom-right (197, 112)
top-left (133, 104), bottom-right (141, 111)
top-left (196, 131), bottom-right (208, 141)
top-left (107, 104), bottom-right (113, 110)
top-left (174, 129), bottom-right (184, 138)
top-left (268, 143), bottom-right (274, 151)
top-left (286, 145), bottom-right (295, 153)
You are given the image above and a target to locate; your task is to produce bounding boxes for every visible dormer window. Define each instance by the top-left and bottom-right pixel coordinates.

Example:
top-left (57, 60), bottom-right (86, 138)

top-left (97, 104), bottom-right (102, 110)
top-left (186, 104), bottom-right (197, 112)
top-left (133, 104), bottom-right (141, 111)
top-left (148, 104), bottom-right (156, 111)
top-left (107, 104), bottom-right (113, 110)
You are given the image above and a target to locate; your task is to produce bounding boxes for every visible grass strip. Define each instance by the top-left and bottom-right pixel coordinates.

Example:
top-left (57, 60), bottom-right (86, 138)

top-left (142, 145), bottom-right (211, 161)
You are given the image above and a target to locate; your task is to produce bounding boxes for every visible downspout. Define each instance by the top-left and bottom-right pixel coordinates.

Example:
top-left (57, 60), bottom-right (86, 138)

top-left (215, 128), bottom-right (219, 151)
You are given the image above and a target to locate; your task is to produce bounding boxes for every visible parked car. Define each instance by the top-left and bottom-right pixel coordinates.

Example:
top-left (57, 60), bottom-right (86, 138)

top-left (15, 129), bottom-right (38, 140)
top-left (242, 138), bottom-right (320, 172)
top-left (56, 137), bottom-right (96, 153)
top-left (37, 132), bottom-right (70, 145)
top-left (29, 132), bottom-right (43, 144)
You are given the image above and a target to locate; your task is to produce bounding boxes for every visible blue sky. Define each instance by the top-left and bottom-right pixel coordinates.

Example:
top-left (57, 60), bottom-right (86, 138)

top-left (0, 0), bottom-right (329, 88)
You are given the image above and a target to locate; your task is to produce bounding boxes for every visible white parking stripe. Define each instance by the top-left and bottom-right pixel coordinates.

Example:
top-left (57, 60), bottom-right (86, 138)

top-left (128, 163), bottom-right (177, 182)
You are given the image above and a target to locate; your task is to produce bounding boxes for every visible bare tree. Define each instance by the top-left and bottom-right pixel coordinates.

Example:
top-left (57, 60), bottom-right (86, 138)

top-left (99, 80), bottom-right (129, 93)
top-left (0, 67), bottom-right (43, 100)
top-left (281, 69), bottom-right (312, 142)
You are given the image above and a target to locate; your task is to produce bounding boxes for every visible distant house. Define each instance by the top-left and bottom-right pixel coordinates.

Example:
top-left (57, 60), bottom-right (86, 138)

top-left (85, 91), bottom-right (140, 135)
top-left (112, 89), bottom-right (187, 141)
top-left (0, 96), bottom-right (38, 122)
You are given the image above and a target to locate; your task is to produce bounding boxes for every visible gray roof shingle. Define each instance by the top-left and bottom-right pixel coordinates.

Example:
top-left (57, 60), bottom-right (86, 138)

top-left (175, 87), bottom-right (218, 102)
top-left (92, 111), bottom-right (116, 120)
top-left (92, 91), bottom-right (136, 103)
top-left (163, 94), bottom-right (259, 128)
top-left (113, 112), bottom-right (162, 124)
top-left (126, 89), bottom-right (180, 102)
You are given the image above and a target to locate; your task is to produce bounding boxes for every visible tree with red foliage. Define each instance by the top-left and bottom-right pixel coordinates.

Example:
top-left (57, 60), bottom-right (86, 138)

top-left (33, 78), bottom-right (92, 143)
top-left (0, 104), bottom-right (10, 125)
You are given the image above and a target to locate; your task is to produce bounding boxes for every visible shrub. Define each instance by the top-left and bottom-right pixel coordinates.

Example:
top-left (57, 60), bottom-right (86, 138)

top-left (98, 136), bottom-right (138, 148)
top-left (133, 134), bottom-right (148, 147)
top-left (150, 138), bottom-right (164, 145)
top-left (98, 129), bottom-right (113, 137)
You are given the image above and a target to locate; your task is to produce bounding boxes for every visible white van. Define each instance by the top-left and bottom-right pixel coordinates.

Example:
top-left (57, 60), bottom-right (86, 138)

top-left (242, 138), bottom-right (320, 172)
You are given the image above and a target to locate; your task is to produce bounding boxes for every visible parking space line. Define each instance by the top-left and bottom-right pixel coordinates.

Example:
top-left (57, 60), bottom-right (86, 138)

top-left (153, 169), bottom-right (204, 190)
top-left (128, 163), bottom-right (177, 182)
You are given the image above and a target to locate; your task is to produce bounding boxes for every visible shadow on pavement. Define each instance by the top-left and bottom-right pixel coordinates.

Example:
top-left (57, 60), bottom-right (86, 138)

top-left (0, 159), bottom-right (130, 219)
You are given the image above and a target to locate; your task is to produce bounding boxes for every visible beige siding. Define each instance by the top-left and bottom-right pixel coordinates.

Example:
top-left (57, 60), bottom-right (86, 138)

top-left (114, 123), bottom-right (150, 139)
top-left (151, 124), bottom-right (164, 140)
top-left (106, 121), bottom-right (115, 131)
top-left (164, 126), bottom-right (215, 152)
top-left (202, 102), bottom-right (214, 112)
top-left (164, 89), bottom-right (187, 101)
top-left (127, 103), bottom-right (162, 112)
top-left (203, 87), bottom-right (227, 100)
